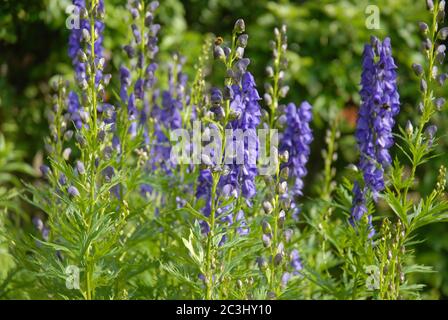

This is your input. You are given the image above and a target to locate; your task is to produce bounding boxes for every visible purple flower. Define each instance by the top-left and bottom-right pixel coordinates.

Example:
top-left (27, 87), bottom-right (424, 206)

top-left (59, 174), bottom-right (67, 186)
top-left (350, 182), bottom-right (375, 238)
top-left (355, 36), bottom-right (400, 198)
top-left (40, 165), bottom-right (51, 177)
top-left (350, 37), bottom-right (400, 233)
top-left (67, 186), bottom-right (80, 197)
top-left (219, 72), bottom-right (261, 200)
top-left (119, 66), bottom-right (131, 103)
top-left (68, 0), bottom-right (105, 86)
top-left (290, 249), bottom-right (303, 275)
top-left (280, 101), bottom-right (313, 197)
top-left (67, 91), bottom-right (83, 129)
top-left (196, 169), bottom-right (213, 233)
top-left (68, 0), bottom-right (88, 83)
top-left (76, 161), bottom-right (85, 175)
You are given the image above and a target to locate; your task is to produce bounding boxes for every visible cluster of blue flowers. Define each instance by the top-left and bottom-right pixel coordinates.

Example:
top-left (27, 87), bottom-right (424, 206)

top-left (350, 36), bottom-right (400, 235)
top-left (151, 55), bottom-right (191, 172)
top-left (196, 71), bottom-right (261, 234)
top-left (120, 0), bottom-right (160, 140)
top-left (280, 101), bottom-right (314, 199)
top-left (67, 0), bottom-right (106, 129)
top-left (219, 72), bottom-right (262, 200)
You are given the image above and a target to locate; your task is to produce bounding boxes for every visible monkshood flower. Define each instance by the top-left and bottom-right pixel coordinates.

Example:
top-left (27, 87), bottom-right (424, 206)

top-left (350, 37), bottom-right (400, 232)
top-left (281, 249), bottom-right (303, 286)
top-left (120, 66), bottom-right (131, 104)
top-left (196, 169), bottom-right (213, 233)
top-left (349, 181), bottom-right (375, 237)
top-left (120, 1), bottom-right (161, 164)
top-left (68, 0), bottom-right (109, 130)
top-left (68, 0), bottom-right (88, 83)
top-left (68, 0), bottom-right (105, 86)
top-left (150, 55), bottom-right (190, 171)
top-left (197, 72), bottom-right (260, 236)
top-left (67, 91), bottom-right (83, 129)
top-left (120, 0), bottom-right (160, 105)
top-left (219, 72), bottom-right (261, 200)
top-left (279, 101), bottom-right (314, 198)
top-left (356, 36), bottom-right (400, 197)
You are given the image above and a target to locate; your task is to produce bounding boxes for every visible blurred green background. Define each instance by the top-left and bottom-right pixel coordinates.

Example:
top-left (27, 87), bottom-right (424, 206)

top-left (1, 0), bottom-right (447, 298)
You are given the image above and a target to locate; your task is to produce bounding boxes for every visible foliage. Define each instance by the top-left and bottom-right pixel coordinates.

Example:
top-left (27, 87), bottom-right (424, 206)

top-left (0, 0), bottom-right (448, 300)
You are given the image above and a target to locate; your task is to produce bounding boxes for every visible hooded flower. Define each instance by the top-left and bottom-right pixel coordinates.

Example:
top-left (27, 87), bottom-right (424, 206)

top-left (219, 72), bottom-right (261, 200)
top-left (355, 36), bottom-right (400, 197)
top-left (280, 101), bottom-right (313, 198)
top-left (350, 37), bottom-right (400, 231)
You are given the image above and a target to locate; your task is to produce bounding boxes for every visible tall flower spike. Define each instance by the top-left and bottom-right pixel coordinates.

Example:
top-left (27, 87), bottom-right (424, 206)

top-left (280, 101), bottom-right (314, 198)
top-left (356, 36), bottom-right (400, 197)
top-left (219, 72), bottom-right (262, 200)
top-left (350, 36), bottom-right (400, 234)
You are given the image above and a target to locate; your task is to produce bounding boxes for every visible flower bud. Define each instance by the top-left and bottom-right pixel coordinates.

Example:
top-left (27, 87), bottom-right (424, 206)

top-left (419, 22), bottom-right (429, 34)
top-left (411, 63), bottom-right (423, 76)
top-left (77, 49), bottom-right (88, 62)
top-left (63, 148), bottom-right (72, 161)
top-left (284, 229), bottom-right (293, 242)
top-left (149, 1), bottom-right (159, 12)
top-left (213, 46), bottom-right (226, 61)
top-left (236, 34), bottom-right (248, 48)
top-left (405, 120), bottom-right (413, 136)
top-left (130, 8), bottom-right (139, 19)
top-left (279, 150), bottom-right (289, 163)
top-left (274, 253), bottom-right (283, 266)
top-left (256, 257), bottom-right (267, 270)
top-left (423, 38), bottom-right (432, 51)
top-left (279, 86), bottom-right (289, 98)
top-left (262, 220), bottom-right (272, 235)
top-left (235, 47), bottom-right (245, 60)
top-left (58, 174), bottom-right (67, 186)
top-left (439, 27), bottom-right (448, 40)
top-left (76, 161), bottom-right (86, 175)
top-left (123, 45), bottom-right (135, 58)
top-left (264, 93), bottom-right (272, 106)
top-left (278, 181), bottom-right (288, 194)
top-left (233, 19), bottom-right (245, 33)
top-left (40, 165), bottom-right (51, 177)
top-left (97, 57), bottom-right (105, 70)
top-left (75, 132), bottom-right (87, 148)
top-left (435, 97), bottom-right (446, 110)
top-left (64, 130), bottom-right (74, 141)
top-left (68, 186), bottom-right (80, 198)
top-left (262, 234), bottom-right (272, 248)
top-left (266, 66), bottom-right (274, 78)
top-left (280, 167), bottom-right (289, 180)
top-left (420, 78), bottom-right (428, 92)
top-left (80, 7), bottom-right (88, 19)
top-left (280, 197), bottom-right (291, 211)
top-left (263, 200), bottom-right (273, 214)
top-left (82, 28), bottom-right (90, 42)
top-left (277, 210), bottom-right (286, 228)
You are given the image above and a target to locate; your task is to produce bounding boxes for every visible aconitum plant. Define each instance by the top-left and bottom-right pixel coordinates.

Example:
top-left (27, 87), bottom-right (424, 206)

top-left (2, 0), bottom-right (448, 302)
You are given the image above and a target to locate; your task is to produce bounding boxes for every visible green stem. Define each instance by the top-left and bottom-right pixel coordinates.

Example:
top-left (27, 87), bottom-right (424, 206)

top-left (403, 1), bottom-right (438, 206)
top-left (204, 32), bottom-right (238, 300)
top-left (84, 0), bottom-right (99, 300)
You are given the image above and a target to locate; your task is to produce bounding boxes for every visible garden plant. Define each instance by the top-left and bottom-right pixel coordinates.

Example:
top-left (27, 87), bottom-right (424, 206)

top-left (1, 0), bottom-right (448, 301)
